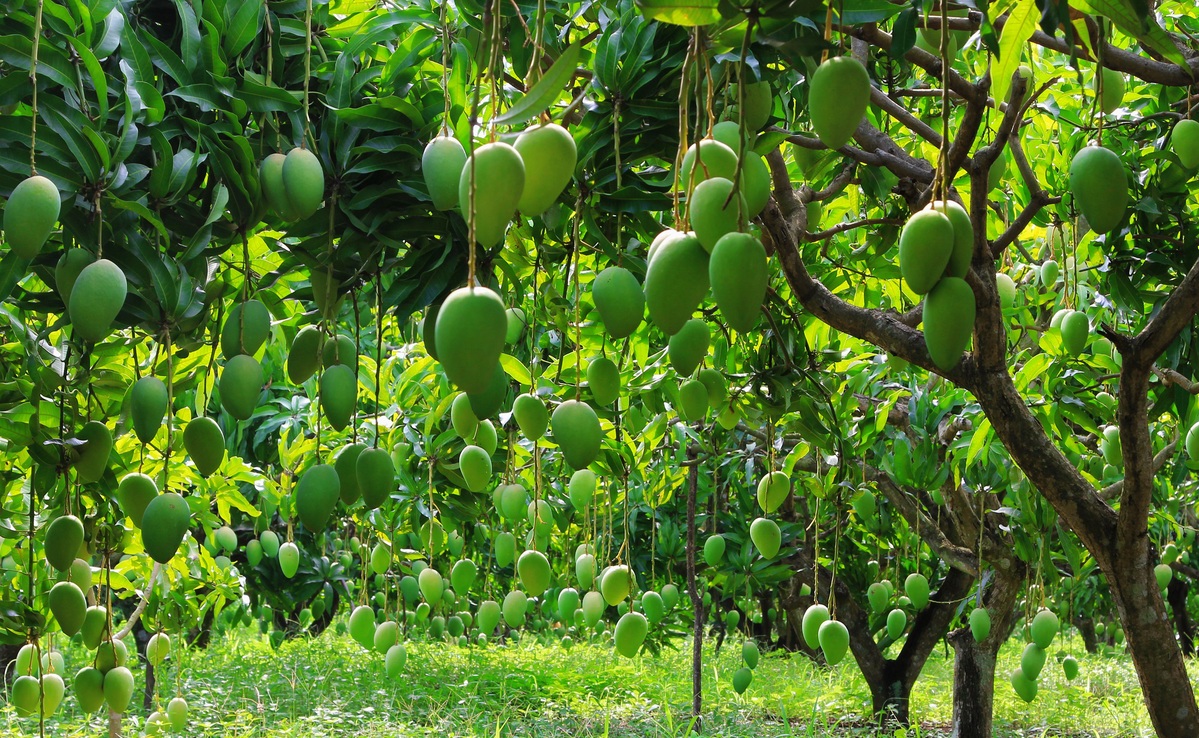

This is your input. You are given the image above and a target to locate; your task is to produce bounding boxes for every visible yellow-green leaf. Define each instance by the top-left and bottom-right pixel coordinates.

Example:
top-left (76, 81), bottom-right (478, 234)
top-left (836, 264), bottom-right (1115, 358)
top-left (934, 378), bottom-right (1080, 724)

top-left (636, 0), bottom-right (721, 26)
top-left (991, 0), bottom-right (1037, 105)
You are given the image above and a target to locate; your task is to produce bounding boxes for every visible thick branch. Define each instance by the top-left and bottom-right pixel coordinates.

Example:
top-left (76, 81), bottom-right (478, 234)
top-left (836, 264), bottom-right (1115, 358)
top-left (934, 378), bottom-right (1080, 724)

top-left (1101, 438), bottom-right (1178, 501)
top-left (1130, 255), bottom-right (1199, 368)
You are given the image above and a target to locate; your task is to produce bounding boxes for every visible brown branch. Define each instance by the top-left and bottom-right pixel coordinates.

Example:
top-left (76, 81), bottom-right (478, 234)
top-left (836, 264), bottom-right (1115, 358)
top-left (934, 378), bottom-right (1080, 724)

top-left (1101, 438), bottom-right (1179, 501)
top-left (1130, 255), bottom-right (1199, 368)
top-left (843, 24), bottom-right (984, 104)
top-left (804, 218), bottom-right (902, 242)
top-left (873, 86), bottom-right (943, 146)
top-left (1156, 367), bottom-right (1199, 395)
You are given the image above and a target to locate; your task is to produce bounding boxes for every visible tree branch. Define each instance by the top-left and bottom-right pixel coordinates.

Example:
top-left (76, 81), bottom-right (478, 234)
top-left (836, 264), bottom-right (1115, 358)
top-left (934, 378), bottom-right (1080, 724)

top-left (1101, 438), bottom-right (1179, 501)
top-left (1130, 254), bottom-right (1199, 369)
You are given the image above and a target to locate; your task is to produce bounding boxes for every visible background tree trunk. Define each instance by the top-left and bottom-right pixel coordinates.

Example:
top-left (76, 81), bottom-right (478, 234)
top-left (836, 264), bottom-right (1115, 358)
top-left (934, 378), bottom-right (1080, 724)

top-left (948, 564), bottom-right (1024, 738)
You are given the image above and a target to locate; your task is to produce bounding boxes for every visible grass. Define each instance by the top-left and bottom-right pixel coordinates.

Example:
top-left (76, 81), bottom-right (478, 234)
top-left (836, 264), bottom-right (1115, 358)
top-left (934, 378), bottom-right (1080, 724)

top-left (0, 625), bottom-right (1160, 737)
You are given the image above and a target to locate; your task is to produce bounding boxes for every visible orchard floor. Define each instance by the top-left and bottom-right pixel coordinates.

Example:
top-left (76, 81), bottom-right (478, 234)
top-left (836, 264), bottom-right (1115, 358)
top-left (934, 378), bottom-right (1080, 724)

top-left (0, 625), bottom-right (1162, 737)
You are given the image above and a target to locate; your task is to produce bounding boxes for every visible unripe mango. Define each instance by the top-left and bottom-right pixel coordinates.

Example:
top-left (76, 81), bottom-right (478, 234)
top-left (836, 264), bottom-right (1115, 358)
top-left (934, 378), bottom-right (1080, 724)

top-left (129, 376), bottom-right (168, 444)
top-left (219, 355), bottom-right (264, 420)
top-left (689, 177), bottom-right (745, 252)
top-left (117, 473), bottom-right (158, 528)
top-left (809, 56), bottom-right (870, 150)
top-left (282, 147), bottom-right (325, 219)
top-left (260, 152), bottom-right (293, 219)
top-left (668, 319), bottom-right (709, 377)
top-left (69, 259), bottom-right (127, 342)
top-left (459, 142), bottom-right (525, 248)
top-left (287, 326), bottom-right (323, 384)
top-left (1171, 119), bottom-right (1199, 169)
top-left (644, 233), bottom-right (709, 335)
top-left (592, 266), bottom-right (644, 339)
top-left (140, 493), bottom-right (190, 563)
top-left (925, 200), bottom-right (973, 278)
top-left (514, 123), bottom-right (576, 215)
top-left (422, 135), bottom-right (468, 211)
top-left (4, 175), bottom-right (60, 259)
top-left (709, 232), bottom-right (767, 333)
top-left (1069, 145), bottom-right (1127, 234)
top-left (74, 420), bottom-right (113, 483)
top-left (55, 248), bottom-right (94, 306)
top-left (183, 416), bottom-right (225, 477)
top-left (320, 364), bottom-right (358, 431)
top-left (922, 277), bottom-right (975, 371)
top-left (221, 299), bottom-right (270, 359)
top-left (679, 139), bottom-right (737, 192)
top-left (551, 399), bottom-right (602, 469)
top-left (295, 464), bottom-right (340, 532)
top-left (587, 356), bottom-right (620, 406)
top-left (434, 285), bottom-right (507, 394)
top-left (899, 210), bottom-right (955, 295)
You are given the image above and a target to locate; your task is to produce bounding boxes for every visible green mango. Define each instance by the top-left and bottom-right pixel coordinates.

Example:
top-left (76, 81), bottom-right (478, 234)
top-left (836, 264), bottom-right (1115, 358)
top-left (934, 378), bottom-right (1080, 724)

top-left (473, 418), bottom-right (498, 455)
top-left (600, 565), bottom-right (631, 606)
top-left (678, 139), bottom-right (738, 192)
top-left (1099, 67), bottom-right (1124, 114)
top-left (1069, 146), bottom-right (1127, 234)
top-left (259, 529), bottom-right (280, 557)
top-left (1060, 310), bottom-right (1089, 356)
top-left (320, 364), bottom-right (358, 431)
top-left (4, 174), bottom-right (60, 259)
top-left (477, 600), bottom-right (501, 635)
top-left (505, 306), bottom-right (526, 345)
top-left (104, 666), bottom-right (135, 713)
top-left (904, 573), bottom-right (930, 611)
top-left (739, 81), bottom-right (772, 131)
top-left (282, 147), bottom-right (325, 219)
top-left (140, 493), bottom-right (190, 563)
top-left (260, 152), bottom-right (295, 219)
top-left (644, 233), bottom-right (709, 335)
top-left (586, 356), bottom-right (620, 406)
top-left (514, 123), bottom-right (576, 215)
top-left (10, 675), bottom-right (41, 717)
top-left (1021, 642), bottom-right (1046, 679)
top-left (678, 379), bottom-right (709, 422)
top-left (1156, 562), bottom-right (1173, 590)
top-left (731, 666), bottom-right (753, 694)
top-left (703, 534), bottom-right (726, 567)
top-left (55, 248), bottom-right (94, 307)
top-left (183, 416), bottom-right (225, 477)
top-left (310, 268), bottom-right (342, 320)
top-left (44, 515), bottom-right (84, 571)
top-left (996, 273), bottom-right (1016, 309)
top-left (421, 303), bottom-right (441, 360)
top-left (458, 142), bottom-right (525, 248)
top-left (459, 444), bottom-right (493, 492)
top-left (467, 362), bottom-right (509, 419)
top-left (925, 200), bottom-right (974, 279)
top-left (373, 621), bottom-right (400, 654)
top-left (809, 56), bottom-right (870, 150)
top-left (1062, 655), bottom-right (1079, 681)
top-left (385, 643), bottom-right (408, 678)
top-left (129, 376), bottom-right (168, 444)
top-left (576, 553), bottom-right (597, 590)
top-left (899, 209), bottom-right (955, 295)
top-left (80, 606), bottom-right (107, 649)
top-left (818, 619), bottom-right (850, 665)
top-left (287, 326), bottom-right (323, 384)
top-left (867, 582), bottom-right (888, 614)
top-left (451, 391), bottom-right (479, 439)
top-left (1030, 609), bottom-right (1059, 649)
top-left (74, 421), bottom-right (113, 484)
top-left (922, 277), bottom-right (975, 371)
top-left (568, 469), bottom-right (596, 509)
top-left (219, 355), bottom-right (264, 420)
top-left (69, 259), bottom-right (127, 343)
top-left (1010, 668), bottom-right (1037, 702)
top-left (709, 232), bottom-right (767, 334)
top-left (334, 443), bottom-right (365, 504)
top-left (512, 393), bottom-right (549, 441)
top-left (502, 590), bottom-right (528, 628)
top-left (221, 299), bottom-right (270, 359)
top-left (1171, 119), bottom-right (1199, 169)
top-left (356, 447), bottom-right (395, 509)
top-left (278, 542), bottom-right (299, 577)
top-left (756, 471), bottom-right (790, 514)
top-left (167, 697), bottom-right (188, 731)
top-left (517, 550), bottom-right (552, 597)
top-left (886, 608), bottom-right (907, 640)
top-left (689, 177), bottom-right (745, 252)
top-left (422, 135), bottom-right (468, 211)
top-left (668, 319), bottom-right (710, 377)
top-left (591, 266), bottom-right (645, 339)
top-left (74, 667), bottom-right (106, 713)
top-left (801, 604), bottom-right (829, 649)
top-left (741, 639), bottom-right (760, 669)
top-left (435, 285), bottom-right (507, 394)
top-left (551, 400), bottom-right (602, 469)
top-left (49, 581), bottom-right (86, 636)
top-left (296, 464), bottom-right (340, 532)
top-left (451, 558), bottom-right (478, 594)
top-left (500, 484), bottom-right (528, 522)
top-left (613, 611), bottom-right (648, 658)
top-left (697, 368), bottom-right (728, 409)
top-left (117, 473), bottom-right (158, 528)
top-left (750, 517), bottom-right (781, 558)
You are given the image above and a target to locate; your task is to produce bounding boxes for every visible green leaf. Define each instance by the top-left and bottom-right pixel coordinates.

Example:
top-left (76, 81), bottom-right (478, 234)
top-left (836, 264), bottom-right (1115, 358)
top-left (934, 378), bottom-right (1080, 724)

top-left (890, 7), bottom-right (918, 58)
top-left (636, 0), bottom-right (722, 26)
top-left (68, 37), bottom-right (109, 121)
top-left (223, 0), bottom-right (263, 58)
top-left (839, 0), bottom-right (905, 25)
top-left (1073, 0), bottom-right (1189, 68)
top-left (493, 43), bottom-right (580, 127)
top-left (237, 80), bottom-right (303, 113)
top-left (499, 354), bottom-right (532, 386)
top-left (989, 0), bottom-right (1036, 106)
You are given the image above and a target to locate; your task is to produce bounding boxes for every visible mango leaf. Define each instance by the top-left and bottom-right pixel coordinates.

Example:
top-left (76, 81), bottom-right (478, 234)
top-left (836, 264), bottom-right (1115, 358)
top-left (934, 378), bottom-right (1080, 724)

top-left (839, 0), bottom-right (905, 24)
top-left (1073, 0), bottom-right (1189, 68)
top-left (990, 0), bottom-right (1036, 105)
top-left (493, 43), bottom-right (580, 126)
top-left (636, 0), bottom-right (722, 26)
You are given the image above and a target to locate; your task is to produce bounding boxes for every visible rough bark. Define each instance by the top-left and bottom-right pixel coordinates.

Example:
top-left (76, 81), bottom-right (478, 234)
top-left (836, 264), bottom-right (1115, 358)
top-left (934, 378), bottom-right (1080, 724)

top-left (948, 564), bottom-right (1025, 738)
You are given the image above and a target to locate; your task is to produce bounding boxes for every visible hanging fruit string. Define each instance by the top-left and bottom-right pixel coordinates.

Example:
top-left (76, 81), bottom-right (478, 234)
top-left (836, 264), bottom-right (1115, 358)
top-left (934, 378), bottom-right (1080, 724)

top-left (571, 193), bottom-right (583, 401)
top-left (426, 458), bottom-right (437, 566)
top-left (820, 0), bottom-right (834, 64)
top-left (725, 14), bottom-right (757, 228)
top-left (302, 0), bottom-right (314, 148)
top-left (937, 0), bottom-right (951, 206)
top-left (439, 0), bottom-right (452, 133)
top-left (265, 0), bottom-right (280, 153)
top-left (163, 329), bottom-right (174, 496)
top-left (373, 253), bottom-right (384, 449)
top-left (29, 0), bottom-right (44, 174)
top-left (613, 107), bottom-right (624, 258)
top-left (673, 32), bottom-right (698, 228)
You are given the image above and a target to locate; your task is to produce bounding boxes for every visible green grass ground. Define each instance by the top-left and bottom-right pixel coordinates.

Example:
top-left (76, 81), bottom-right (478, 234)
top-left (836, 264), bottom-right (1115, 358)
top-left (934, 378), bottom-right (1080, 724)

top-left (0, 627), bottom-right (1158, 737)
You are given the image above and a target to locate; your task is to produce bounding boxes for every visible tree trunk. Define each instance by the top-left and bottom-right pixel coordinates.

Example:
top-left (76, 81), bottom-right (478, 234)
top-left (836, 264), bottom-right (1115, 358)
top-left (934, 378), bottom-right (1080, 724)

top-left (948, 564), bottom-right (1024, 738)
top-left (1073, 616), bottom-right (1098, 654)
top-left (1167, 576), bottom-right (1194, 657)
top-left (947, 628), bottom-right (997, 738)
top-left (1108, 556), bottom-right (1199, 734)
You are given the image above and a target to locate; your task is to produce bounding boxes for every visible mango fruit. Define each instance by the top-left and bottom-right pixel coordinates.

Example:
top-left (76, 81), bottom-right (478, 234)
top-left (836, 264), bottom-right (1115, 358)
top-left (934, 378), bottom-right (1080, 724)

top-left (45, 515), bottom-right (84, 571)
top-left (117, 473), bottom-right (158, 527)
top-left (129, 376), bottom-right (168, 444)
top-left (320, 364), bottom-right (358, 431)
top-left (690, 177), bottom-right (745, 252)
top-left (592, 266), bottom-right (645, 339)
top-left (282, 147), bottom-right (324, 219)
top-left (183, 416), bottom-right (225, 477)
top-left (141, 493), bottom-right (190, 563)
top-left (925, 200), bottom-right (973, 278)
top-left (69, 259), bottom-right (127, 342)
top-left (221, 299), bottom-right (270, 359)
top-left (356, 447), bottom-right (395, 509)
top-left (295, 464), bottom-right (340, 531)
top-left (709, 232), bottom-right (767, 333)
top-left (55, 248), bottom-right (94, 306)
top-left (514, 123), bottom-right (576, 215)
top-left (551, 399), bottom-right (602, 469)
top-left (586, 356), bottom-right (620, 406)
top-left (922, 277), bottom-right (975, 371)
top-left (74, 421), bottom-right (113, 483)
top-left (809, 56), bottom-right (870, 150)
top-left (458, 142), bottom-right (525, 248)
top-left (219, 355), bottom-right (264, 420)
top-left (422, 135), bottom-right (468, 211)
top-left (4, 174), bottom-right (60, 259)
top-left (899, 210), bottom-right (955, 295)
top-left (435, 285), bottom-right (507, 394)
top-left (613, 611), bottom-right (648, 658)
top-left (644, 233), bottom-right (709, 335)
top-left (1069, 145), bottom-right (1127, 234)
top-left (512, 393), bottom-right (549, 440)
top-left (287, 326), bottom-right (323, 384)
